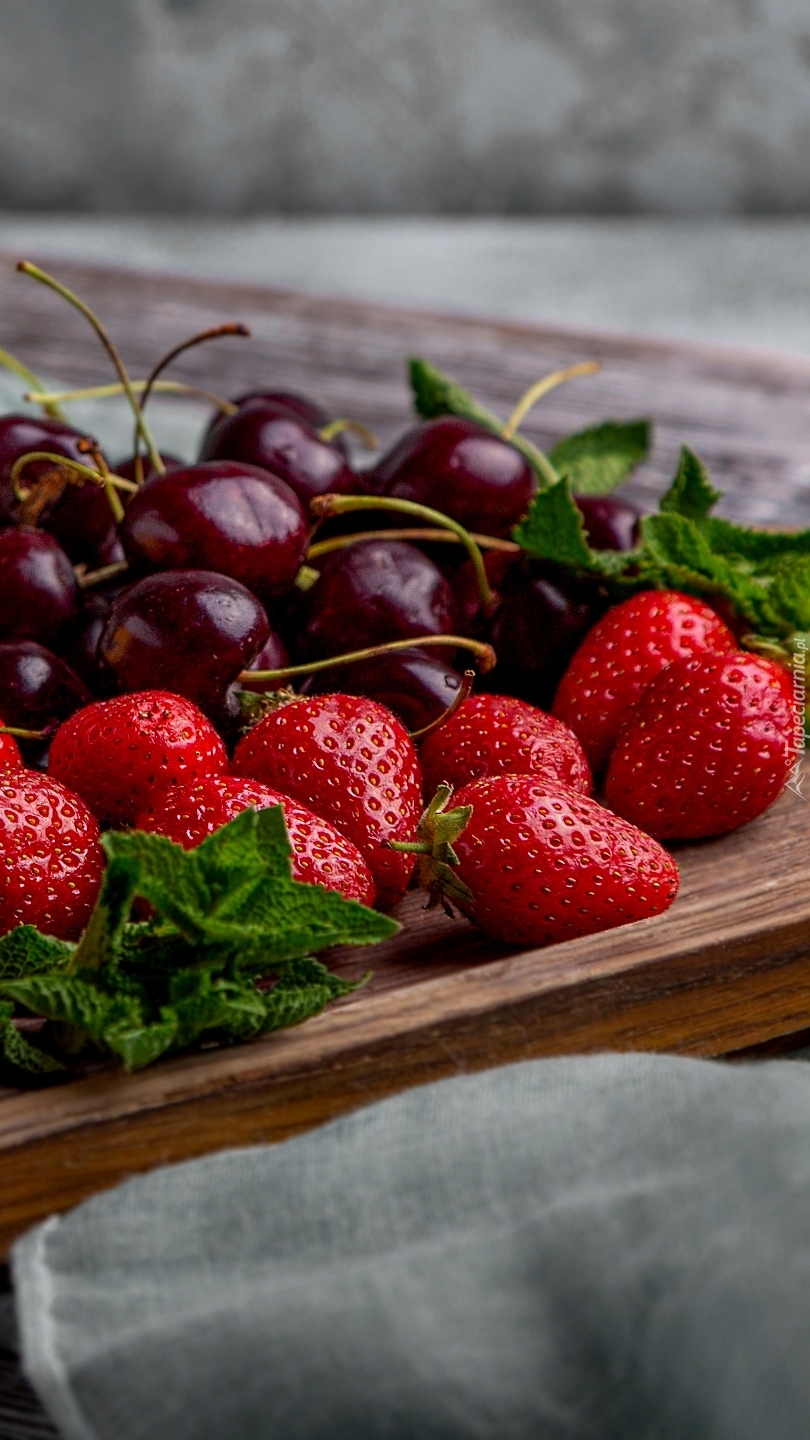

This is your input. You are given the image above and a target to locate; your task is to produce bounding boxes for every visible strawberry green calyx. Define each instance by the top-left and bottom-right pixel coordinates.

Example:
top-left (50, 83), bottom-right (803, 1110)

top-left (389, 783), bottom-right (474, 913)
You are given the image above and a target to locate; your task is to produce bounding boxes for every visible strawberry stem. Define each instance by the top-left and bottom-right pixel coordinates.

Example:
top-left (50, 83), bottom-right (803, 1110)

top-left (238, 636), bottom-right (496, 689)
top-left (16, 261), bottom-right (165, 477)
top-left (389, 783), bottom-right (474, 911)
top-left (310, 494), bottom-right (498, 612)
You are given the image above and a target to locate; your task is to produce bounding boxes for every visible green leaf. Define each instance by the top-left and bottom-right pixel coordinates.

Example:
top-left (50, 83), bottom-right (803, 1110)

top-left (762, 555), bottom-right (810, 632)
top-left (258, 959), bottom-right (364, 1036)
top-left (548, 419), bottom-right (651, 496)
top-left (660, 446), bottom-right (721, 521)
top-left (0, 1001), bottom-right (64, 1075)
top-left (68, 856), bottom-right (140, 973)
top-left (0, 974), bottom-right (144, 1049)
top-left (636, 512), bottom-right (766, 624)
top-left (102, 1013), bottom-right (178, 1071)
top-left (512, 475), bottom-right (628, 577)
top-left (0, 927), bottom-right (73, 981)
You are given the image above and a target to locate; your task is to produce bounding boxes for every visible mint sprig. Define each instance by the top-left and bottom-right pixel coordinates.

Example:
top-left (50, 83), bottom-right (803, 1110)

top-left (408, 357), bottom-right (651, 495)
top-left (0, 807), bottom-right (398, 1078)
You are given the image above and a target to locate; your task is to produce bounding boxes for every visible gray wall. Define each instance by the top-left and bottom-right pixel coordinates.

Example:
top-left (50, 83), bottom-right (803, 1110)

top-left (1, 0), bottom-right (810, 214)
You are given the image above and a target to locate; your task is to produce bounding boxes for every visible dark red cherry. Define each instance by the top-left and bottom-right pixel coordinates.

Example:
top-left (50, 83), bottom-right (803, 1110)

top-left (575, 494), bottom-right (641, 551)
top-left (0, 641), bottom-right (91, 762)
top-left (99, 569), bottom-right (270, 722)
top-left (296, 539), bottom-right (458, 661)
top-left (119, 461), bottom-right (308, 602)
top-left (0, 527), bottom-right (80, 645)
top-left (243, 627), bottom-right (290, 674)
top-left (199, 398), bottom-right (358, 506)
top-left (303, 648), bottom-right (464, 732)
top-left (114, 453), bottom-right (184, 485)
top-left (0, 414), bottom-right (117, 565)
top-left (370, 417), bottom-right (536, 537)
top-left (231, 391), bottom-right (332, 430)
top-left (484, 558), bottom-right (608, 707)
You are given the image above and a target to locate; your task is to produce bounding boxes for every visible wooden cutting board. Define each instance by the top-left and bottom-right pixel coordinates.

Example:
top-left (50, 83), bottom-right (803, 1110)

top-left (1, 253), bottom-right (810, 1257)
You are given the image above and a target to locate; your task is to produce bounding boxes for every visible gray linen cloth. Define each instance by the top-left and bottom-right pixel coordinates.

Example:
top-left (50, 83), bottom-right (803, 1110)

top-left (12, 1051), bottom-right (810, 1440)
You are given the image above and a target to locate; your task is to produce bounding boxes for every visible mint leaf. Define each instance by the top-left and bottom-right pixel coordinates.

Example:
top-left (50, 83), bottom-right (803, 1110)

top-left (0, 927), bottom-right (72, 981)
top-left (259, 959), bottom-right (364, 1035)
top-left (68, 856), bottom-right (140, 973)
top-left (660, 446), bottom-right (720, 521)
top-left (512, 476), bottom-right (629, 578)
top-left (762, 555), bottom-right (810, 632)
top-left (0, 1002), bottom-right (64, 1074)
top-left (636, 512), bottom-right (766, 624)
top-left (0, 974), bottom-right (144, 1049)
top-left (549, 420), bottom-right (651, 496)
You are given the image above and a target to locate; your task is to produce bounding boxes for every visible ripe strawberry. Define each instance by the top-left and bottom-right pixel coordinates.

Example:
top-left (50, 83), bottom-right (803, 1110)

top-left (0, 719), bottom-right (22, 772)
top-left (401, 777), bottom-right (678, 947)
top-left (232, 694), bottom-right (423, 907)
top-left (0, 770), bottom-right (105, 939)
top-left (419, 693), bottom-right (591, 797)
top-left (48, 690), bottom-right (228, 828)
top-left (605, 651), bottom-right (798, 839)
top-left (552, 590), bottom-right (737, 772)
top-left (134, 776), bottom-right (375, 905)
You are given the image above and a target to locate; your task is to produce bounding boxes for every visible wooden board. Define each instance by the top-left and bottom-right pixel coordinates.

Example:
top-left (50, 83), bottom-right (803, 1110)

top-left (1, 254), bottom-right (810, 1256)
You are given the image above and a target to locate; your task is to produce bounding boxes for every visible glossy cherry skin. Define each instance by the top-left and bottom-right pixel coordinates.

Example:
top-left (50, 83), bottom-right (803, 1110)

top-left (0, 641), bottom-right (91, 763)
top-left (120, 461), bottom-right (308, 603)
top-left (303, 648), bottom-right (463, 732)
top-left (483, 558), bottom-right (608, 708)
top-left (0, 414), bottom-right (117, 565)
top-left (230, 391), bottom-right (332, 429)
top-left (199, 397), bottom-right (357, 507)
top-left (0, 526), bottom-right (80, 646)
top-left (296, 538), bottom-right (458, 661)
top-left (370, 417), bottom-right (536, 537)
top-left (575, 494), bottom-right (641, 551)
top-left (99, 569), bottom-right (270, 723)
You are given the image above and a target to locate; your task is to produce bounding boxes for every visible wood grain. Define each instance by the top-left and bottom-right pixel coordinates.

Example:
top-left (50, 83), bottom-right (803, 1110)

top-left (1, 255), bottom-right (810, 1256)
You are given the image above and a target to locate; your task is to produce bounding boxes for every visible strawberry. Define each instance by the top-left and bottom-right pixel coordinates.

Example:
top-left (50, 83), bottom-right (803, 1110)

top-left (552, 590), bottom-right (737, 772)
top-left (0, 770), bottom-right (105, 939)
top-left (605, 651), bottom-right (798, 839)
top-left (419, 693), bottom-right (591, 797)
top-left (0, 719), bottom-right (22, 773)
top-left (399, 778), bottom-right (678, 947)
top-left (134, 775), bottom-right (375, 905)
top-left (232, 693), bottom-right (423, 907)
top-left (48, 690), bottom-right (228, 828)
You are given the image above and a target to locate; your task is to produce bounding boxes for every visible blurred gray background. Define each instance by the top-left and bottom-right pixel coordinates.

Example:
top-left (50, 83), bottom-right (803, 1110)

top-left (1, 0), bottom-right (810, 357)
top-left (2, 0), bottom-right (810, 214)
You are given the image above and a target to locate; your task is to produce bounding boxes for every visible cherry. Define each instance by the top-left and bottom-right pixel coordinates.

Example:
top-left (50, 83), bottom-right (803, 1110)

top-left (229, 390), bottom-right (332, 429)
top-left (0, 641), bottom-right (91, 762)
top-left (243, 627), bottom-right (290, 674)
top-left (303, 647), bottom-right (464, 732)
top-left (575, 494), bottom-right (640, 551)
top-left (487, 559), bottom-right (608, 706)
top-left (98, 569), bottom-right (270, 722)
top-left (119, 461), bottom-right (308, 603)
top-left (369, 417), bottom-right (536, 537)
top-left (0, 526), bottom-right (80, 646)
top-left (295, 538), bottom-right (458, 660)
top-left (114, 453), bottom-right (184, 485)
top-left (0, 413), bottom-right (117, 565)
top-left (199, 397), bottom-right (358, 506)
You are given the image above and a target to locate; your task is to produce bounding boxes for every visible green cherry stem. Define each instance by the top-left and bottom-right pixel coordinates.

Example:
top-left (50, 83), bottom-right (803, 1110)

top-left (76, 560), bottom-right (130, 590)
top-left (16, 261), bottom-right (165, 477)
top-left (25, 379), bottom-right (239, 414)
top-left (409, 669), bottom-right (475, 742)
top-left (132, 322), bottom-right (250, 483)
top-left (502, 361), bottom-right (601, 442)
top-left (0, 724), bottom-right (51, 741)
top-left (310, 494), bottom-right (498, 613)
top-left (9, 451), bottom-right (137, 526)
top-left (0, 347), bottom-right (66, 419)
top-left (306, 527), bottom-right (520, 562)
top-left (238, 635), bottom-right (496, 690)
top-left (319, 418), bottom-right (378, 450)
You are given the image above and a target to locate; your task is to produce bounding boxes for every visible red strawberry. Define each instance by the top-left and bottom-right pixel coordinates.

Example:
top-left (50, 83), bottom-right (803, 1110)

top-left (48, 690), bottom-right (227, 828)
top-left (552, 590), bottom-right (737, 772)
top-left (605, 651), bottom-right (798, 839)
top-left (419, 693), bottom-right (591, 797)
top-left (134, 776), bottom-right (375, 905)
top-left (402, 777), bottom-right (678, 947)
top-left (0, 770), bottom-right (105, 939)
top-left (0, 718), bottom-right (22, 773)
top-left (232, 694), bottom-right (423, 907)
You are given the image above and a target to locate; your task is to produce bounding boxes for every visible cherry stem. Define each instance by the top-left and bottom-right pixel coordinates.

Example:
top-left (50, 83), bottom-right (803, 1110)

top-left (132, 322), bottom-right (250, 483)
top-left (24, 379), bottom-right (239, 414)
top-left (16, 261), bottom-right (165, 477)
top-left (307, 527), bottom-right (519, 562)
top-left (9, 450), bottom-right (137, 526)
top-left (76, 559), bottom-right (129, 590)
top-left (501, 361), bottom-right (602, 443)
top-left (309, 495), bottom-right (497, 612)
top-left (238, 635), bottom-right (496, 689)
top-left (409, 669), bottom-right (474, 741)
top-left (0, 724), bottom-right (50, 741)
top-left (319, 418), bottom-right (378, 450)
top-left (0, 347), bottom-right (65, 420)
